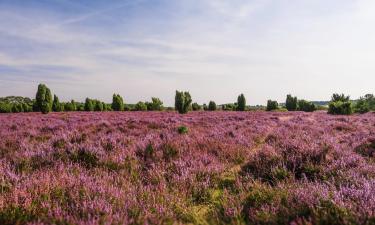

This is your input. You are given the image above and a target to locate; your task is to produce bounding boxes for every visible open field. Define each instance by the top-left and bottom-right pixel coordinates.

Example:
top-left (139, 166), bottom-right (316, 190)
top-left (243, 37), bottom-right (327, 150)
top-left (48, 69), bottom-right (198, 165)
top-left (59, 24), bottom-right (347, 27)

top-left (1, 111), bottom-right (375, 224)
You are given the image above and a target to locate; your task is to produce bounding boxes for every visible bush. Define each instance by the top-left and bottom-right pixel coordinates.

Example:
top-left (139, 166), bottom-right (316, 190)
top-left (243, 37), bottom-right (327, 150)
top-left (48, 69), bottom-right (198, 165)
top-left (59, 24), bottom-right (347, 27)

top-left (11, 104), bottom-right (24, 113)
top-left (134, 101), bottom-right (147, 111)
top-left (328, 94), bottom-right (352, 115)
top-left (331, 93), bottom-right (350, 102)
top-left (146, 97), bottom-right (163, 111)
top-left (208, 101), bottom-right (217, 111)
top-left (84, 98), bottom-right (94, 111)
top-left (52, 95), bottom-right (62, 112)
top-left (0, 102), bottom-right (12, 113)
top-left (237, 94), bottom-right (246, 111)
top-left (298, 100), bottom-right (316, 112)
top-left (94, 101), bottom-right (104, 111)
top-left (354, 97), bottom-right (369, 114)
top-left (112, 94), bottom-right (125, 111)
top-left (63, 100), bottom-right (76, 112)
top-left (177, 126), bottom-right (188, 134)
top-left (286, 94), bottom-right (298, 111)
top-left (192, 102), bottom-right (202, 111)
top-left (175, 91), bottom-right (192, 114)
top-left (266, 100), bottom-right (278, 111)
top-left (222, 103), bottom-right (237, 111)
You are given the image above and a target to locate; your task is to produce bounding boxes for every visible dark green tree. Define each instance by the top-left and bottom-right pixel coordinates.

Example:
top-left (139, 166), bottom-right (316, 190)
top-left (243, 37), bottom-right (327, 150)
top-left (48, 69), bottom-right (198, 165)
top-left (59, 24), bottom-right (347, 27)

top-left (112, 94), bottom-right (125, 111)
top-left (266, 100), bottom-right (278, 111)
top-left (134, 101), bottom-right (147, 111)
top-left (286, 94), bottom-right (298, 111)
top-left (52, 95), bottom-right (62, 112)
top-left (175, 91), bottom-right (192, 114)
top-left (146, 97), bottom-right (163, 111)
top-left (354, 97), bottom-right (369, 114)
top-left (208, 101), bottom-right (217, 111)
top-left (84, 98), bottom-right (95, 111)
top-left (34, 84), bottom-right (53, 114)
top-left (94, 101), bottom-right (104, 111)
top-left (328, 94), bottom-right (352, 115)
top-left (237, 94), bottom-right (246, 111)
top-left (192, 102), bottom-right (202, 111)
top-left (298, 100), bottom-right (316, 112)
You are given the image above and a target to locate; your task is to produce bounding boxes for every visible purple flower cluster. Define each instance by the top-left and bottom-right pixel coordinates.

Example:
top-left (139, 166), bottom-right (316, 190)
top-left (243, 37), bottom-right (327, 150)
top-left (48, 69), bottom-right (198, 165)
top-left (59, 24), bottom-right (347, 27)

top-left (0, 111), bottom-right (374, 224)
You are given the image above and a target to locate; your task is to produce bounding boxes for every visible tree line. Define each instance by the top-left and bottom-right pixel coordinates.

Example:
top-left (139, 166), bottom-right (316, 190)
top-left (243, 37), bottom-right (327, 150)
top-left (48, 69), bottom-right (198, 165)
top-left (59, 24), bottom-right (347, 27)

top-left (0, 84), bottom-right (374, 115)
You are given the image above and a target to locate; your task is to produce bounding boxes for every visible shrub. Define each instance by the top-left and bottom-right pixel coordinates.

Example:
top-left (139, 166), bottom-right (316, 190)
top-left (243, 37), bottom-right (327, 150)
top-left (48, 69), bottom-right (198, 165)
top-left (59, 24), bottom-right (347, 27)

top-left (208, 101), bottom-right (217, 111)
top-left (175, 91), bottom-right (192, 114)
top-left (354, 97), bottom-right (369, 114)
top-left (331, 93), bottom-right (350, 102)
top-left (84, 98), bottom-right (94, 111)
top-left (266, 100), bottom-right (278, 111)
top-left (192, 102), bottom-right (201, 111)
top-left (63, 100), bottom-right (76, 112)
top-left (222, 103), bottom-right (237, 111)
top-left (0, 102), bottom-right (12, 113)
top-left (112, 94), bottom-right (125, 111)
top-left (298, 100), bottom-right (316, 112)
top-left (134, 101), bottom-right (147, 111)
top-left (94, 101), bottom-right (104, 111)
top-left (237, 94), bottom-right (246, 111)
top-left (34, 84), bottom-right (53, 114)
top-left (177, 126), bottom-right (188, 134)
top-left (328, 94), bottom-right (352, 115)
top-left (52, 95), bottom-right (62, 112)
top-left (11, 104), bottom-right (23, 113)
top-left (286, 94), bottom-right (298, 111)
top-left (328, 101), bottom-right (352, 115)
top-left (70, 149), bottom-right (99, 169)
top-left (146, 97), bottom-right (163, 111)
top-left (203, 104), bottom-right (208, 111)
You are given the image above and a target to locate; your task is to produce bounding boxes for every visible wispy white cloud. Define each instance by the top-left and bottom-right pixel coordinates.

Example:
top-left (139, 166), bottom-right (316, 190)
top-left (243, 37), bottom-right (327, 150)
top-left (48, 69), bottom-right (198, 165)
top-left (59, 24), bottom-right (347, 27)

top-left (0, 0), bottom-right (375, 104)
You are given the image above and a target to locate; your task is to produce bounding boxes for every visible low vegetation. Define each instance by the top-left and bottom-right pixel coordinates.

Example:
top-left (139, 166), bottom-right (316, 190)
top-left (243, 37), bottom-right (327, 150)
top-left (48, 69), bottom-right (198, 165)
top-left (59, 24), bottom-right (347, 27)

top-left (1, 111), bottom-right (375, 224)
top-left (0, 84), bottom-right (374, 115)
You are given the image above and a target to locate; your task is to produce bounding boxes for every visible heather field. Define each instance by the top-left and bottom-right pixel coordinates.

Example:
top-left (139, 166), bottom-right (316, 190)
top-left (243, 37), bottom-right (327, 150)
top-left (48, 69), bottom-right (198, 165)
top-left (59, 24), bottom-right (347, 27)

top-left (1, 111), bottom-right (375, 224)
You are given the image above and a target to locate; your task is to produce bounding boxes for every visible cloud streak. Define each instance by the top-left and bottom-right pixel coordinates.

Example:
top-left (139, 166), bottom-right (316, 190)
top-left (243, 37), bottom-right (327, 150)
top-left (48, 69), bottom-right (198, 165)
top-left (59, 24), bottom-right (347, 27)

top-left (0, 0), bottom-right (374, 105)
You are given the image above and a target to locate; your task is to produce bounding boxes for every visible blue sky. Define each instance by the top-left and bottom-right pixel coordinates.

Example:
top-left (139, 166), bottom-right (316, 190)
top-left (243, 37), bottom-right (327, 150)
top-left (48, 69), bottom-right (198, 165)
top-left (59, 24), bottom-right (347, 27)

top-left (0, 0), bottom-right (374, 105)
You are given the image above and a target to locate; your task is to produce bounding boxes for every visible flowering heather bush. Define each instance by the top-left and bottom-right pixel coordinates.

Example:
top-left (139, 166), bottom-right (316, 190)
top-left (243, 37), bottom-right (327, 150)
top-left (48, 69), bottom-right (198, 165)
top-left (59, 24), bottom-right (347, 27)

top-left (0, 111), bottom-right (375, 224)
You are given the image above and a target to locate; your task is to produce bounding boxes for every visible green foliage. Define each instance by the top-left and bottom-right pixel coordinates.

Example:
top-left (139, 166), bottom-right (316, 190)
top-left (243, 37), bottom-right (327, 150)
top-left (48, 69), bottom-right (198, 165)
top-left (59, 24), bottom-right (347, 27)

top-left (328, 94), bottom-right (352, 115)
top-left (286, 94), bottom-right (298, 111)
top-left (94, 101), bottom-right (104, 111)
top-left (203, 104), bottom-right (208, 111)
top-left (84, 98), bottom-right (95, 111)
top-left (35, 84), bottom-right (53, 114)
top-left (177, 126), bottom-right (188, 134)
top-left (146, 97), bottom-right (163, 111)
top-left (52, 95), bottom-right (62, 112)
top-left (237, 94), bottom-right (246, 111)
top-left (11, 104), bottom-right (24, 113)
top-left (134, 101), bottom-right (147, 111)
top-left (298, 100), bottom-right (316, 112)
top-left (331, 93), bottom-right (350, 102)
top-left (70, 149), bottom-right (99, 169)
top-left (222, 103), bottom-right (237, 111)
top-left (192, 102), bottom-right (202, 111)
top-left (0, 206), bottom-right (37, 225)
top-left (63, 100), bottom-right (76, 112)
top-left (208, 101), bottom-right (217, 111)
top-left (175, 91), bottom-right (192, 114)
top-left (266, 100), bottom-right (278, 111)
top-left (354, 97), bottom-right (369, 114)
top-left (112, 94), bottom-right (125, 111)
top-left (354, 94), bottom-right (374, 113)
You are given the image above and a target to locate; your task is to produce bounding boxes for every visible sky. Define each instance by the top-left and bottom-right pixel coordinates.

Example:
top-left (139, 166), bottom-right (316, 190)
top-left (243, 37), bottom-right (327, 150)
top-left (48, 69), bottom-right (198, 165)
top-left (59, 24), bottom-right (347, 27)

top-left (0, 0), bottom-right (374, 106)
